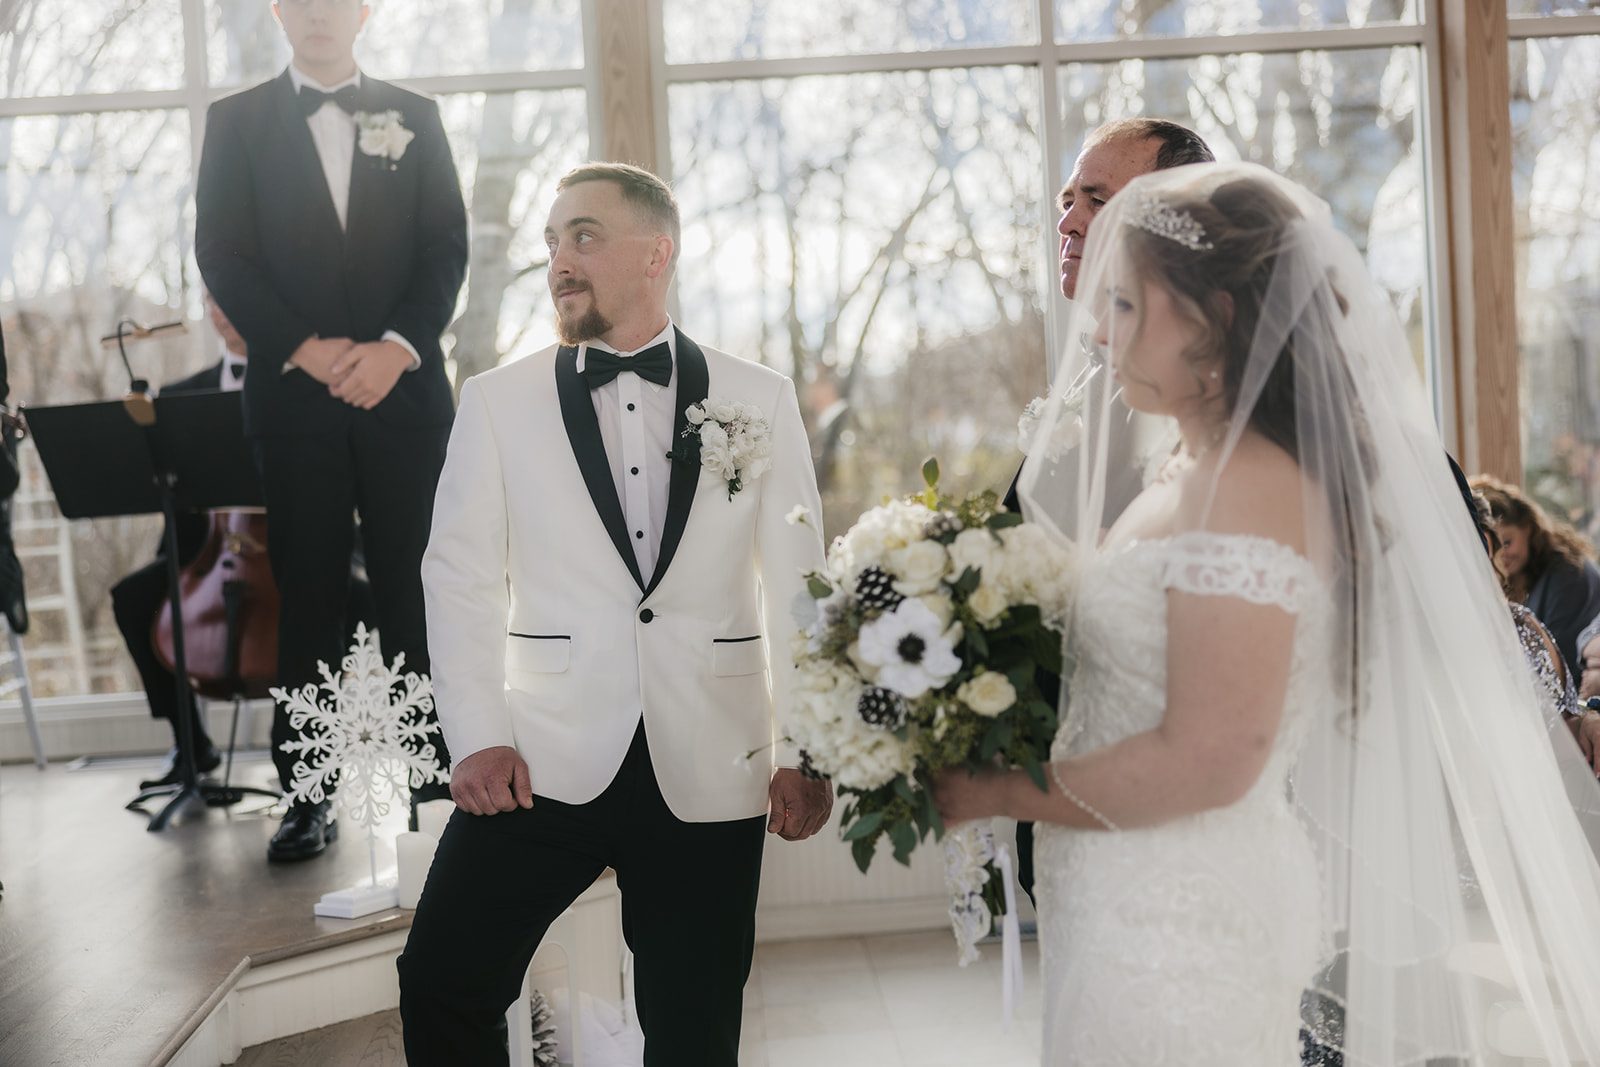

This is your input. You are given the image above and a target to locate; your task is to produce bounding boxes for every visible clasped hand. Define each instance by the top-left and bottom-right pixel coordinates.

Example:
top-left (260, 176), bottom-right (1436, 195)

top-left (289, 335), bottom-right (410, 410)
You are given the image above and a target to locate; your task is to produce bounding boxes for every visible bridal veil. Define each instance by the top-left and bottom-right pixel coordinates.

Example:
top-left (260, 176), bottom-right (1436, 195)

top-left (1018, 161), bottom-right (1600, 1065)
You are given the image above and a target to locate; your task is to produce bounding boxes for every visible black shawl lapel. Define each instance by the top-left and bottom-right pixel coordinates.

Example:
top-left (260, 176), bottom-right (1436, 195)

top-left (644, 328), bottom-right (710, 597)
top-left (272, 71), bottom-right (345, 238)
top-left (344, 78), bottom-right (389, 264)
top-left (555, 347), bottom-right (646, 590)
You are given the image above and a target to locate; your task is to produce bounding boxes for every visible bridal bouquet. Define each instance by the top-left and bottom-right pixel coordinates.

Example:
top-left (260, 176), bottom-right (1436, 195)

top-left (788, 459), bottom-right (1076, 959)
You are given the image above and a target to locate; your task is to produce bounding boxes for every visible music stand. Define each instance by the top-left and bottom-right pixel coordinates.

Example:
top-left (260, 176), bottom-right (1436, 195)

top-left (27, 390), bottom-right (279, 830)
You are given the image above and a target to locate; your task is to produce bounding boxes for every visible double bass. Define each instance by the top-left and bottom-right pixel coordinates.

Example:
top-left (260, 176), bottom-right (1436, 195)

top-left (152, 508), bottom-right (279, 701)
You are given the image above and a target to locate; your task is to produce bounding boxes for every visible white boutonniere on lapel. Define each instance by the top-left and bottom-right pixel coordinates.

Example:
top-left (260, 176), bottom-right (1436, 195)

top-left (684, 397), bottom-right (772, 500)
top-left (354, 109), bottom-right (415, 168)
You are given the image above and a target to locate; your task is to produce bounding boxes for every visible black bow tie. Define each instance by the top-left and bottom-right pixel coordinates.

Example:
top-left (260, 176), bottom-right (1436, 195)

top-left (581, 342), bottom-right (672, 389)
top-left (298, 83), bottom-right (362, 116)
top-left (227, 361), bottom-right (245, 381)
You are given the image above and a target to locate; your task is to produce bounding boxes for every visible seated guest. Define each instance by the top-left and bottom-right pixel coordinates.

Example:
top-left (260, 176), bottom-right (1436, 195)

top-left (1462, 470), bottom-right (1600, 773)
top-left (1472, 474), bottom-right (1600, 677)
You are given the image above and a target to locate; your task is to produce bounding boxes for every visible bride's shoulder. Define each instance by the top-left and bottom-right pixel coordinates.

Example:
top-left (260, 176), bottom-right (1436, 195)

top-left (1180, 433), bottom-right (1308, 555)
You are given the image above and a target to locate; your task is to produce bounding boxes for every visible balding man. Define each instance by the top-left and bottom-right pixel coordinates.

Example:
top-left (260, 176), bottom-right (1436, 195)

top-left (1013, 118), bottom-right (1214, 901)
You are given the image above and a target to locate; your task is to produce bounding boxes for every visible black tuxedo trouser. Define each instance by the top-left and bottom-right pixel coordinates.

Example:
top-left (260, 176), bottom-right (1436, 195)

top-left (254, 414), bottom-right (451, 793)
top-left (397, 724), bottom-right (766, 1067)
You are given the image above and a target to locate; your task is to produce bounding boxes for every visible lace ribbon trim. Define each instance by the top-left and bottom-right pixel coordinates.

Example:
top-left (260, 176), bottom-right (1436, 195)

top-left (1159, 532), bottom-right (1318, 615)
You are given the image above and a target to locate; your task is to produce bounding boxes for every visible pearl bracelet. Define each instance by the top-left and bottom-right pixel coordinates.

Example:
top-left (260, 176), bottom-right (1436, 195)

top-left (1049, 760), bottom-right (1119, 832)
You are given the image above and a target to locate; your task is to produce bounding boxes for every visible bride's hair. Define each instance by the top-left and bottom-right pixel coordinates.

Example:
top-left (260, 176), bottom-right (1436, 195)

top-left (1120, 171), bottom-right (1384, 712)
top-left (1120, 176), bottom-right (1310, 460)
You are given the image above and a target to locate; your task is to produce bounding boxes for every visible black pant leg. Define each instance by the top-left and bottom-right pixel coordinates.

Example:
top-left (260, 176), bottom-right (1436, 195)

top-left (348, 416), bottom-right (448, 675)
top-left (254, 433), bottom-right (358, 791)
top-left (350, 415), bottom-right (451, 766)
top-left (614, 731), bottom-right (766, 1067)
top-left (1017, 820), bottom-right (1036, 906)
top-left (112, 561), bottom-right (179, 721)
top-left (398, 800), bottom-right (613, 1066)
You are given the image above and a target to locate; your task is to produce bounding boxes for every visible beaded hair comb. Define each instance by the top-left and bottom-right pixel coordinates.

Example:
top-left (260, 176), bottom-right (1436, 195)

top-left (1124, 191), bottom-right (1214, 251)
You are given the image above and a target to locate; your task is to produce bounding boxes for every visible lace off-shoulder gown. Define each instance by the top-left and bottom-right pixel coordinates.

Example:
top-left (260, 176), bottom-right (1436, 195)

top-left (1036, 532), bottom-right (1327, 1066)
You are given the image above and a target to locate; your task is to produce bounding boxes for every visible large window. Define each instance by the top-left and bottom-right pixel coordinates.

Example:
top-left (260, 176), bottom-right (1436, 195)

top-left (662, 0), bottom-right (1435, 540)
top-left (1510, 27), bottom-right (1600, 536)
top-left (0, 0), bottom-right (1499, 705)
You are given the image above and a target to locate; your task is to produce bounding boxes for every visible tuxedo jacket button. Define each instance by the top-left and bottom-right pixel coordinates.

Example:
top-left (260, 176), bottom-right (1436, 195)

top-left (639, 608), bottom-right (654, 623)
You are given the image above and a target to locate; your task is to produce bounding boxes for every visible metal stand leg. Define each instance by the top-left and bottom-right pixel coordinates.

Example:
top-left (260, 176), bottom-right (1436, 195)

top-left (3, 623), bottom-right (43, 769)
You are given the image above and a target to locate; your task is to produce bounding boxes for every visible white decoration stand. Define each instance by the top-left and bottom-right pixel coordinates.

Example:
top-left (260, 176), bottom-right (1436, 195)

top-left (314, 871), bottom-right (401, 918)
top-left (272, 623), bottom-right (448, 920)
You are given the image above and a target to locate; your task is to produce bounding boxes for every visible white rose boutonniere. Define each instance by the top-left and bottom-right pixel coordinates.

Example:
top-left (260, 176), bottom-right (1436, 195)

top-left (683, 397), bottom-right (771, 500)
top-left (355, 109), bottom-right (415, 167)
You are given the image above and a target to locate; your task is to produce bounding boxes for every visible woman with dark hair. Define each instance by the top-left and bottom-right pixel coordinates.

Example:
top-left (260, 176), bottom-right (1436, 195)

top-left (1469, 474), bottom-right (1600, 677)
top-left (933, 163), bottom-right (1600, 1065)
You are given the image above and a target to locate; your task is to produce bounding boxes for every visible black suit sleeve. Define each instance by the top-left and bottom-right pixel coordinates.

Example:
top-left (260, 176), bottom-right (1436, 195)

top-left (195, 94), bottom-right (318, 372)
top-left (383, 97), bottom-right (467, 361)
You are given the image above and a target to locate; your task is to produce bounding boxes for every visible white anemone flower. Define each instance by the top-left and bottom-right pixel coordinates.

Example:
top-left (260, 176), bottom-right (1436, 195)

top-left (856, 597), bottom-right (961, 698)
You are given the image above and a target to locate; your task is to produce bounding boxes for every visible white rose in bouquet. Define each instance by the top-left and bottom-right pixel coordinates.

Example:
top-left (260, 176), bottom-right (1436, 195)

top-left (889, 540), bottom-right (950, 596)
top-left (948, 527), bottom-right (1002, 583)
top-left (957, 670), bottom-right (1017, 717)
top-left (967, 581), bottom-right (1009, 626)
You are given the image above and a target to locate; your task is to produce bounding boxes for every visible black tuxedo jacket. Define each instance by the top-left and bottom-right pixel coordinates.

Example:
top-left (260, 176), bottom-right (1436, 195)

top-left (195, 70), bottom-right (467, 438)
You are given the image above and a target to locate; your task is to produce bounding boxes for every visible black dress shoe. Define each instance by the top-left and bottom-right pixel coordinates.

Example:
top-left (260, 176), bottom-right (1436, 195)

top-left (267, 800), bottom-right (337, 862)
top-left (139, 742), bottom-right (224, 789)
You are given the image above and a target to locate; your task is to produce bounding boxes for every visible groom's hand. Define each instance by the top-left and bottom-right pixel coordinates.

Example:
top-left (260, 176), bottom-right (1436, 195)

top-left (449, 746), bottom-right (535, 815)
top-left (767, 769), bottom-right (833, 841)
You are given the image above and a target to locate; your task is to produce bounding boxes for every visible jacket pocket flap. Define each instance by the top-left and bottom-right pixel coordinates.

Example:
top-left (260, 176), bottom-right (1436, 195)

top-left (506, 634), bottom-right (571, 674)
top-left (712, 636), bottom-right (766, 677)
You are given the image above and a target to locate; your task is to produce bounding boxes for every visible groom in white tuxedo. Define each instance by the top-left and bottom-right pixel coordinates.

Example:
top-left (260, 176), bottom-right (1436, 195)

top-left (397, 162), bottom-right (832, 1066)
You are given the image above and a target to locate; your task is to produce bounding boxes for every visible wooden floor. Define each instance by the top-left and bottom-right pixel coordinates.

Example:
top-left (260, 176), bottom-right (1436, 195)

top-left (235, 1009), bottom-right (406, 1067)
top-left (0, 752), bottom-right (412, 1067)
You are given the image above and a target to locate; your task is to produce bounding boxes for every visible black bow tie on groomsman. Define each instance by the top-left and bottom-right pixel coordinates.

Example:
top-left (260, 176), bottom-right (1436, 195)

top-left (581, 342), bottom-right (673, 389)
top-left (298, 83), bottom-right (362, 116)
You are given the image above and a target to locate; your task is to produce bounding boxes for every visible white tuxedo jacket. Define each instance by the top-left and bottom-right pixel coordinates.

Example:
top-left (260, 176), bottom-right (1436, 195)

top-left (423, 330), bottom-right (826, 822)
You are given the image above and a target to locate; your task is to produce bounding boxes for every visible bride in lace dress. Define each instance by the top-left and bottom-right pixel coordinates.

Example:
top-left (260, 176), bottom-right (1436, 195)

top-left (935, 163), bottom-right (1600, 1066)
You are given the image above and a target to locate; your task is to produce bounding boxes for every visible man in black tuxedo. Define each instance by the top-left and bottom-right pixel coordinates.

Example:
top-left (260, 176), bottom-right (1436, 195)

top-left (1008, 118), bottom-right (1213, 900)
top-left (195, 0), bottom-right (468, 861)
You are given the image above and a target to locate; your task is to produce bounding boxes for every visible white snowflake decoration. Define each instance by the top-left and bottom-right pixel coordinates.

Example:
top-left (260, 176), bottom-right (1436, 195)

top-left (273, 622), bottom-right (448, 836)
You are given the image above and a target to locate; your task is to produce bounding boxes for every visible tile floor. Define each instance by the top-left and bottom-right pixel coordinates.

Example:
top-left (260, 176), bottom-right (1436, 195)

top-left (738, 930), bottom-right (1042, 1067)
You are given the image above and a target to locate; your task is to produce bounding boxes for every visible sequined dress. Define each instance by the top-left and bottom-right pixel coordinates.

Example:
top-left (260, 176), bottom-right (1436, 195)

top-left (1036, 532), bottom-right (1327, 1066)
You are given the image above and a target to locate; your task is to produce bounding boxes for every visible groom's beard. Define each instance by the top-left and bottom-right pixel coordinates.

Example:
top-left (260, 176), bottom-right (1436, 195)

top-left (554, 284), bottom-right (613, 345)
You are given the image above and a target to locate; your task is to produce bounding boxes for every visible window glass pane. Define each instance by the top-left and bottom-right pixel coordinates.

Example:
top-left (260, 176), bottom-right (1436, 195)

top-left (0, 0), bottom-right (186, 97)
top-left (1510, 35), bottom-right (1600, 530)
top-left (1059, 47), bottom-right (1427, 370)
top-left (1, 110), bottom-right (199, 696)
top-left (1507, 0), bottom-right (1595, 17)
top-left (438, 89), bottom-right (589, 379)
top-left (664, 0), bottom-right (1037, 64)
top-left (670, 67), bottom-right (1048, 537)
top-left (1055, 0), bottom-right (1418, 44)
top-left (207, 0), bottom-right (585, 89)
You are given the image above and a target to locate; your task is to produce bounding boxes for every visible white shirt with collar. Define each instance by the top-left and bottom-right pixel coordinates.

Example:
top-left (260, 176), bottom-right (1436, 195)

top-left (576, 321), bottom-right (677, 581)
top-left (285, 64), bottom-right (420, 370)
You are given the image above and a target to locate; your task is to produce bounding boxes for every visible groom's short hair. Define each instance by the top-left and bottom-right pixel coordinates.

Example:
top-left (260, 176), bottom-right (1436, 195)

top-left (557, 162), bottom-right (682, 271)
top-left (1087, 118), bottom-right (1215, 171)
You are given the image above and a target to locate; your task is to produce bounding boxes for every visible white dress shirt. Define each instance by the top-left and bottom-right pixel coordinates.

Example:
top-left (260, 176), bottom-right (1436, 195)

top-left (576, 321), bottom-right (678, 581)
top-left (284, 64), bottom-right (419, 369)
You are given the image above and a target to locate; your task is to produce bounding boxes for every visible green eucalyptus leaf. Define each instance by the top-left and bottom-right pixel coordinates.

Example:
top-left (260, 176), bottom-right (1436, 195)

top-left (852, 835), bottom-right (876, 874)
top-left (807, 576), bottom-right (834, 599)
top-left (842, 810), bottom-right (885, 841)
top-left (922, 456), bottom-right (940, 488)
